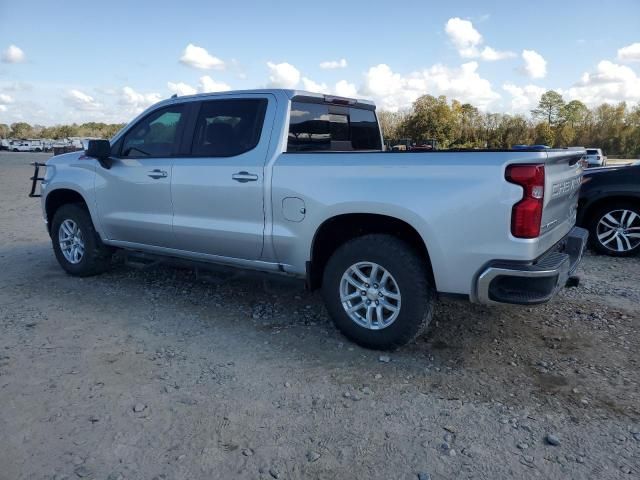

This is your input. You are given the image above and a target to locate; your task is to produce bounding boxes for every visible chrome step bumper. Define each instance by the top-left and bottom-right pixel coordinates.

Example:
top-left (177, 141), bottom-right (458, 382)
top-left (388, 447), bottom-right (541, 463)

top-left (475, 227), bottom-right (589, 305)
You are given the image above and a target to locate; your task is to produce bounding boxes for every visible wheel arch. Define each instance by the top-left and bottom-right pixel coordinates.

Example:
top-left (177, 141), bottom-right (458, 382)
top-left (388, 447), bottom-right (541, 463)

top-left (45, 188), bottom-right (90, 234)
top-left (307, 213), bottom-right (436, 291)
top-left (580, 193), bottom-right (640, 226)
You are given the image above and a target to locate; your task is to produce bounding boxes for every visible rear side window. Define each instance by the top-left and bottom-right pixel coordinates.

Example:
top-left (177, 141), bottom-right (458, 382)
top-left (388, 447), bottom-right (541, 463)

top-left (121, 105), bottom-right (185, 157)
top-left (287, 101), bottom-right (381, 152)
top-left (191, 98), bottom-right (267, 157)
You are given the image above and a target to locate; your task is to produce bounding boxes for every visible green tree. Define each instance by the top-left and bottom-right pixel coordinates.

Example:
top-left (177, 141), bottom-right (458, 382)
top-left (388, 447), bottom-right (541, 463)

top-left (561, 100), bottom-right (589, 129)
top-left (402, 95), bottom-right (455, 148)
top-left (534, 122), bottom-right (554, 146)
top-left (0, 123), bottom-right (9, 138)
top-left (10, 122), bottom-right (33, 138)
top-left (531, 90), bottom-right (565, 126)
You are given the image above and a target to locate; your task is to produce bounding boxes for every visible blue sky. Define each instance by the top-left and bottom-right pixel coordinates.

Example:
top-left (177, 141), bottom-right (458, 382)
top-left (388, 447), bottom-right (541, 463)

top-left (1, 0), bottom-right (639, 125)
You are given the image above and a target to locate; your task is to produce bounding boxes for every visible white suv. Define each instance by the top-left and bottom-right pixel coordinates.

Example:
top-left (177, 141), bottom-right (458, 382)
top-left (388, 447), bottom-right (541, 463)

top-left (585, 148), bottom-right (606, 167)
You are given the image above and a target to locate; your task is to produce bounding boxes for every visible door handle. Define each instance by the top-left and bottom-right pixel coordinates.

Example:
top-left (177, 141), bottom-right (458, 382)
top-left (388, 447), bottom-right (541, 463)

top-left (148, 169), bottom-right (168, 179)
top-left (232, 171), bottom-right (259, 183)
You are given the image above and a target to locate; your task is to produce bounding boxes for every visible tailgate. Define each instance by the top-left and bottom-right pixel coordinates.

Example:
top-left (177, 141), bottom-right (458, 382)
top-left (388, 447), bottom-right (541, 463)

top-left (541, 150), bottom-right (584, 237)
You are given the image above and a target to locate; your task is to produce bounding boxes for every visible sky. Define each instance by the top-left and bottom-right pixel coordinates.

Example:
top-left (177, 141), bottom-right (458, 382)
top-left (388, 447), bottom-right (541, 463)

top-left (1, 0), bottom-right (639, 125)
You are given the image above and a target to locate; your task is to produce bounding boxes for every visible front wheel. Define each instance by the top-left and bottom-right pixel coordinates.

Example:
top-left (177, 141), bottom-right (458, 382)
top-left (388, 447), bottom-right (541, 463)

top-left (588, 201), bottom-right (640, 256)
top-left (322, 234), bottom-right (435, 350)
top-left (51, 204), bottom-right (113, 276)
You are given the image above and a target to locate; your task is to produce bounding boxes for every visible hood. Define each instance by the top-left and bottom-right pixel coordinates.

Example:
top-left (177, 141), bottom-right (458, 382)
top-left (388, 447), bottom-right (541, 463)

top-left (583, 164), bottom-right (632, 176)
top-left (46, 150), bottom-right (85, 165)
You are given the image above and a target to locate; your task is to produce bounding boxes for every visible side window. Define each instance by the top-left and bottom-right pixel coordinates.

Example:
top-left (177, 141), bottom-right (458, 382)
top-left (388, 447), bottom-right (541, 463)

top-left (190, 99), bottom-right (267, 157)
top-left (121, 105), bottom-right (185, 157)
top-left (287, 101), bottom-right (382, 152)
top-left (287, 103), bottom-right (330, 152)
top-left (349, 108), bottom-right (382, 150)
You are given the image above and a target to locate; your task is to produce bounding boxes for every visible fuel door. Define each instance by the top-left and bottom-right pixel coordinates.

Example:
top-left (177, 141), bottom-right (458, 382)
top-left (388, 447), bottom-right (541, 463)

top-left (282, 197), bottom-right (306, 222)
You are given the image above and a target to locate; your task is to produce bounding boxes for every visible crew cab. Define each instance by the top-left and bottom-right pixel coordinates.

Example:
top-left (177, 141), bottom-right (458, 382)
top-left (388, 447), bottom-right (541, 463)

top-left (32, 89), bottom-right (588, 349)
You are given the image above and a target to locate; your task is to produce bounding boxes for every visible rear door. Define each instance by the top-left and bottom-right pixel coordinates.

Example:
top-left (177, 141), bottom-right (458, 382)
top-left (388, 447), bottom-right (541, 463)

top-left (170, 95), bottom-right (275, 259)
top-left (95, 104), bottom-right (187, 247)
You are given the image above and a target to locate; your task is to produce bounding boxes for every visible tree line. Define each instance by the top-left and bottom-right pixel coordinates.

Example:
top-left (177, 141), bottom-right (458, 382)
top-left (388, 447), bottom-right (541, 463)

top-left (0, 122), bottom-right (126, 141)
top-left (378, 90), bottom-right (640, 157)
top-left (2, 90), bottom-right (640, 157)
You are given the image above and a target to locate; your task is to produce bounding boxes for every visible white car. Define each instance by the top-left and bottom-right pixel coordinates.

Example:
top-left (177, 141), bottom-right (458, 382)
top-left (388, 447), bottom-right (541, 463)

top-left (585, 148), bottom-right (607, 167)
top-left (11, 142), bottom-right (32, 152)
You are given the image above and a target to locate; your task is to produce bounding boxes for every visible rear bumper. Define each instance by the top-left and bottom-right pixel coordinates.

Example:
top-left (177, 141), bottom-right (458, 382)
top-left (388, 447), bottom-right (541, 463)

top-left (475, 226), bottom-right (588, 305)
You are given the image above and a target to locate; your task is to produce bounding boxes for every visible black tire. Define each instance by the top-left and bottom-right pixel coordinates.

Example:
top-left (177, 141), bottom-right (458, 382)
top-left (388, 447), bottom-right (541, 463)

top-left (51, 203), bottom-right (113, 276)
top-left (588, 200), bottom-right (640, 257)
top-left (322, 234), bottom-right (435, 350)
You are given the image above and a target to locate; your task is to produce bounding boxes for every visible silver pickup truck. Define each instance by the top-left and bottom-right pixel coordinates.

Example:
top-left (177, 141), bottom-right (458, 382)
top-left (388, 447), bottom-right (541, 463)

top-left (32, 89), bottom-right (588, 349)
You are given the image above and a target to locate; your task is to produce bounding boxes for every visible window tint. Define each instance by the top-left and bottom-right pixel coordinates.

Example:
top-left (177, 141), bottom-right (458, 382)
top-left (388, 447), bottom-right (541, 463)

top-left (349, 108), bottom-right (382, 150)
top-left (191, 99), bottom-right (267, 157)
top-left (121, 105), bottom-right (185, 157)
top-left (287, 103), bottom-right (330, 151)
top-left (586, 149), bottom-right (598, 154)
top-left (287, 101), bottom-right (381, 152)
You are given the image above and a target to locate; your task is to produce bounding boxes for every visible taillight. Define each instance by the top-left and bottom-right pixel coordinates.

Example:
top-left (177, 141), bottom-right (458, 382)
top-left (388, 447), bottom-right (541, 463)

top-left (505, 164), bottom-right (545, 238)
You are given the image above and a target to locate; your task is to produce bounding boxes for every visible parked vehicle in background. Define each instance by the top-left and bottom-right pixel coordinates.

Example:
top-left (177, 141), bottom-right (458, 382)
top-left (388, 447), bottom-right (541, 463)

top-left (32, 89), bottom-right (588, 349)
top-left (585, 148), bottom-right (607, 167)
top-left (385, 138), bottom-right (438, 151)
top-left (577, 162), bottom-right (640, 256)
top-left (0, 139), bottom-right (9, 150)
top-left (11, 141), bottom-right (33, 152)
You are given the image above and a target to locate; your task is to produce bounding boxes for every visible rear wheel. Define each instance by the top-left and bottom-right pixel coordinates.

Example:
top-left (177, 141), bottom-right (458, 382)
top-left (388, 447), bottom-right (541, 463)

top-left (588, 201), bottom-right (640, 256)
top-left (51, 204), bottom-right (113, 276)
top-left (322, 234), bottom-right (435, 350)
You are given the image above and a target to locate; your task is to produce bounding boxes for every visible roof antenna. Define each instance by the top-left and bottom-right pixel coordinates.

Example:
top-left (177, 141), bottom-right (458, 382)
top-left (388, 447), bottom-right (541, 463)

top-left (171, 93), bottom-right (178, 99)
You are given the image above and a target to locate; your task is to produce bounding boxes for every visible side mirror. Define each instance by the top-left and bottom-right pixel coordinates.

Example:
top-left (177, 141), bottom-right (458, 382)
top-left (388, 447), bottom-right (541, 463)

top-left (86, 139), bottom-right (111, 159)
top-left (85, 139), bottom-right (113, 169)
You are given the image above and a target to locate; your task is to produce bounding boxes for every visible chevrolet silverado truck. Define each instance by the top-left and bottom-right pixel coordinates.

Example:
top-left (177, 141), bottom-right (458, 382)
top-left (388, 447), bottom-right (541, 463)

top-left (30, 89), bottom-right (588, 349)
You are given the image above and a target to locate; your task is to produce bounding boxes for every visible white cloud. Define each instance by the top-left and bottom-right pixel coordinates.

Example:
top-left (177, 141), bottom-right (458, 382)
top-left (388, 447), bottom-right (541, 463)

top-left (266, 61), bottom-right (300, 88)
top-left (617, 42), bottom-right (640, 62)
top-left (0, 105), bottom-right (6, 112)
top-left (566, 60), bottom-right (640, 106)
top-left (522, 50), bottom-right (547, 79)
top-left (301, 77), bottom-right (329, 93)
top-left (360, 61), bottom-right (500, 111)
top-left (199, 75), bottom-right (231, 92)
top-left (64, 89), bottom-right (102, 111)
top-left (1, 44), bottom-right (26, 63)
top-left (445, 18), bottom-right (514, 61)
top-left (119, 86), bottom-right (162, 113)
top-left (480, 46), bottom-right (516, 61)
top-left (319, 58), bottom-right (348, 69)
top-left (167, 81), bottom-right (198, 96)
top-left (502, 83), bottom-right (546, 112)
top-left (445, 17), bottom-right (483, 58)
top-left (167, 76), bottom-right (231, 96)
top-left (0, 93), bottom-right (14, 104)
top-left (179, 44), bottom-right (225, 70)
top-left (334, 80), bottom-right (358, 98)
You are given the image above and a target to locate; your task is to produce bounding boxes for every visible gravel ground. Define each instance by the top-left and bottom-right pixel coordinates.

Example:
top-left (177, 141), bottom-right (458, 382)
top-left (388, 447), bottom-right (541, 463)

top-left (1, 152), bottom-right (639, 480)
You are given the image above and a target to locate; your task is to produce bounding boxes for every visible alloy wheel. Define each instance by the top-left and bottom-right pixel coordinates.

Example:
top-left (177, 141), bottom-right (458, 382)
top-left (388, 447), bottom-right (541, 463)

top-left (596, 209), bottom-right (640, 253)
top-left (58, 219), bottom-right (85, 264)
top-left (339, 261), bottom-right (401, 330)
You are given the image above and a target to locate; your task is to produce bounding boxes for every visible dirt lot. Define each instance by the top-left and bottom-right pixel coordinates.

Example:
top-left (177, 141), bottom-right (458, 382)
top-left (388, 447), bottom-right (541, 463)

top-left (1, 152), bottom-right (639, 480)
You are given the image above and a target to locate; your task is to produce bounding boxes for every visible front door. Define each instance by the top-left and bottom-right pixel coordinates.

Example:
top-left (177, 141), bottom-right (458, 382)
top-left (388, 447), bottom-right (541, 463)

top-left (171, 95), bottom-right (275, 260)
top-left (95, 104), bottom-right (187, 247)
